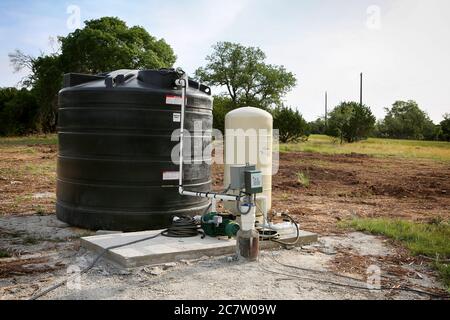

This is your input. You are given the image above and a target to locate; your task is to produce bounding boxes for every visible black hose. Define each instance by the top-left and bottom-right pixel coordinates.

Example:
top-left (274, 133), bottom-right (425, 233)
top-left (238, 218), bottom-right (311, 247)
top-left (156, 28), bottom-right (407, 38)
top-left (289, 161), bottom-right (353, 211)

top-left (162, 216), bottom-right (205, 238)
top-left (29, 232), bottom-right (163, 300)
top-left (270, 213), bottom-right (301, 248)
top-left (30, 216), bottom-right (204, 300)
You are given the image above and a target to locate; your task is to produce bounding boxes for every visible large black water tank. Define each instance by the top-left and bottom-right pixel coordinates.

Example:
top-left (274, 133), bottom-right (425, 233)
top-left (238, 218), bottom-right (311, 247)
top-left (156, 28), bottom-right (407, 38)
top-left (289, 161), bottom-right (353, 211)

top-left (57, 69), bottom-right (213, 232)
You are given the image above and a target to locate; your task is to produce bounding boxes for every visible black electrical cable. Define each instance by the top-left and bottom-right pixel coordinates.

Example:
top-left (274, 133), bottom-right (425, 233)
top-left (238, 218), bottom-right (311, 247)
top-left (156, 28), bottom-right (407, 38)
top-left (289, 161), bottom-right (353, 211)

top-left (267, 254), bottom-right (365, 282)
top-left (270, 213), bottom-right (301, 248)
top-left (258, 212), bottom-right (301, 249)
top-left (29, 232), bottom-right (162, 301)
top-left (260, 265), bottom-right (449, 299)
top-left (30, 215), bottom-right (204, 300)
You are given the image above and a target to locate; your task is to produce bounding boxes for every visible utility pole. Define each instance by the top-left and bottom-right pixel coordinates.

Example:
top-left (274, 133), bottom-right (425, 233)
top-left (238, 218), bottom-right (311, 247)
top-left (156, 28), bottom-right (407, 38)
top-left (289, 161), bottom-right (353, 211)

top-left (360, 72), bottom-right (363, 106)
top-left (325, 91), bottom-right (328, 128)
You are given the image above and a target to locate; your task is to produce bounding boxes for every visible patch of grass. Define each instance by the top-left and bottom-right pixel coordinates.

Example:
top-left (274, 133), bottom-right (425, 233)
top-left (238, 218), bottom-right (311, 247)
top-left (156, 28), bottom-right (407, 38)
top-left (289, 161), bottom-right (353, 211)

top-left (0, 249), bottom-right (11, 259)
top-left (280, 193), bottom-right (290, 201)
top-left (25, 163), bottom-right (56, 176)
top-left (341, 218), bottom-right (450, 290)
top-left (13, 195), bottom-right (33, 207)
top-left (0, 134), bottom-right (58, 147)
top-left (281, 135), bottom-right (450, 162)
top-left (297, 171), bottom-right (310, 188)
top-left (22, 236), bottom-right (40, 245)
top-left (34, 205), bottom-right (47, 216)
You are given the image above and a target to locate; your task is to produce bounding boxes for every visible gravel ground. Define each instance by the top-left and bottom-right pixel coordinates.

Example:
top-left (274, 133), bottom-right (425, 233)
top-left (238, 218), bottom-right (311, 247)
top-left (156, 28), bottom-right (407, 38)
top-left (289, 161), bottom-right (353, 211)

top-left (0, 216), bottom-right (446, 300)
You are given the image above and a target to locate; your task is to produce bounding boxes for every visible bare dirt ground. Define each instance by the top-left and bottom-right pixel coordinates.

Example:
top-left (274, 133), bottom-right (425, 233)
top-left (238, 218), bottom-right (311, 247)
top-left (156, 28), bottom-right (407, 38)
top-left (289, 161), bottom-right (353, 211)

top-left (1, 145), bottom-right (449, 300)
top-left (214, 152), bottom-right (450, 234)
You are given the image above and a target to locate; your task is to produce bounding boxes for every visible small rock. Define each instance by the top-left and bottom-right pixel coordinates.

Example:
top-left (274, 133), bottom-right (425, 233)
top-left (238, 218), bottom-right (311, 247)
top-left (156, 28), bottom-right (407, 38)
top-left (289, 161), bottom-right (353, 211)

top-left (144, 266), bottom-right (163, 276)
top-left (319, 247), bottom-right (337, 255)
top-left (99, 270), bottom-right (110, 276)
top-left (117, 269), bottom-right (132, 276)
top-left (180, 259), bottom-right (192, 265)
top-left (32, 192), bottom-right (55, 199)
top-left (47, 220), bottom-right (70, 228)
top-left (227, 256), bottom-right (234, 263)
top-left (162, 262), bottom-right (177, 270)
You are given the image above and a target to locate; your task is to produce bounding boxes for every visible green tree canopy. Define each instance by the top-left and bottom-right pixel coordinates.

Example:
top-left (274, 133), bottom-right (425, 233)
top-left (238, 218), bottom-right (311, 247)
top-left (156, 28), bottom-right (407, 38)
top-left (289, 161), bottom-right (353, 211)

top-left (8, 17), bottom-right (176, 135)
top-left (440, 114), bottom-right (450, 142)
top-left (59, 17), bottom-right (176, 74)
top-left (212, 95), bottom-right (234, 134)
top-left (378, 100), bottom-right (437, 140)
top-left (0, 88), bottom-right (39, 136)
top-left (272, 106), bottom-right (310, 143)
top-left (326, 102), bottom-right (376, 143)
top-left (195, 42), bottom-right (296, 109)
top-left (309, 117), bottom-right (327, 135)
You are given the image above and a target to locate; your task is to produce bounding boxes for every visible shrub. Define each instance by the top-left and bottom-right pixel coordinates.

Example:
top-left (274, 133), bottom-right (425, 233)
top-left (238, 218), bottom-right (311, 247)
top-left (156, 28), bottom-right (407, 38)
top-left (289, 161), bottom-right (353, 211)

top-left (0, 88), bottom-right (39, 136)
top-left (272, 106), bottom-right (310, 143)
top-left (326, 102), bottom-right (376, 143)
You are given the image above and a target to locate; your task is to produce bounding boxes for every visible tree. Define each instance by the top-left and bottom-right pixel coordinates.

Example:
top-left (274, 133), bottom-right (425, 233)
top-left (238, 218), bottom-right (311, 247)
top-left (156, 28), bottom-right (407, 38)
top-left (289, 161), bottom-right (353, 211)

top-left (0, 88), bottom-right (39, 136)
top-left (9, 17), bottom-right (177, 135)
top-left (195, 42), bottom-right (296, 109)
top-left (378, 100), bottom-right (436, 140)
top-left (212, 95), bottom-right (234, 134)
top-left (440, 114), bottom-right (450, 142)
top-left (59, 17), bottom-right (176, 74)
top-left (272, 106), bottom-right (310, 143)
top-left (309, 117), bottom-right (327, 135)
top-left (326, 102), bottom-right (376, 143)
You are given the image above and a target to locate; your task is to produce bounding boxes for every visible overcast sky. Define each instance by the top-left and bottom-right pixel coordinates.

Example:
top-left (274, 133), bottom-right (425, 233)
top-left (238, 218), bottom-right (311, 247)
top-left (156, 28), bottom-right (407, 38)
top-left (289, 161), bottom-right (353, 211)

top-left (0, 0), bottom-right (449, 122)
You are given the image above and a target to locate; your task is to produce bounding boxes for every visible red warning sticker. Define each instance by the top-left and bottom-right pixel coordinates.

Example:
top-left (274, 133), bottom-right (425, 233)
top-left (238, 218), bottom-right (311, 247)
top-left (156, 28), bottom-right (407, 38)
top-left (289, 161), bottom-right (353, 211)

top-left (166, 95), bottom-right (183, 105)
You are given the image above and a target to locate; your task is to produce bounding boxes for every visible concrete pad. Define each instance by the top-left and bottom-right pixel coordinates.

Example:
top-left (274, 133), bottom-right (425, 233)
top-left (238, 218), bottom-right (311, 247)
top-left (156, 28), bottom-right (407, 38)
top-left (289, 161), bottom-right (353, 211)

top-left (81, 230), bottom-right (318, 269)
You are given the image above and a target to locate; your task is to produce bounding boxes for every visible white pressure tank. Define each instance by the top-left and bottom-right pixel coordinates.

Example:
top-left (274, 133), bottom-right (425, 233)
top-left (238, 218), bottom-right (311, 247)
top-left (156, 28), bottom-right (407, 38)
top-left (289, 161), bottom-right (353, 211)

top-left (224, 107), bottom-right (273, 219)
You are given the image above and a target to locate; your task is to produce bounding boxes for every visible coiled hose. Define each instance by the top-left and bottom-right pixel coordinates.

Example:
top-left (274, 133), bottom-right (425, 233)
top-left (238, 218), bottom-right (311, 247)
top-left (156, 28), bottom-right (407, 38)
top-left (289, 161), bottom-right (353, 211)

top-left (162, 216), bottom-right (205, 238)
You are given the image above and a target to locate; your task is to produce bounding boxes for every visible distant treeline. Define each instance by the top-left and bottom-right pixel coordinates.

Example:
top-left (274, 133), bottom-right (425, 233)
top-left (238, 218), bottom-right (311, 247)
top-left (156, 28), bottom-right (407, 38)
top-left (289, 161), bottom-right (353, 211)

top-left (309, 100), bottom-right (450, 142)
top-left (1, 86), bottom-right (449, 142)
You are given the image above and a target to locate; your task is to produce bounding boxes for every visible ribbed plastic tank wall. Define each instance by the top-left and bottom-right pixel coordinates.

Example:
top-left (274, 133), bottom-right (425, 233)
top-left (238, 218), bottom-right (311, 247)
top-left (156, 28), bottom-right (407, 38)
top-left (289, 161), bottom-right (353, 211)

top-left (56, 69), bottom-right (213, 231)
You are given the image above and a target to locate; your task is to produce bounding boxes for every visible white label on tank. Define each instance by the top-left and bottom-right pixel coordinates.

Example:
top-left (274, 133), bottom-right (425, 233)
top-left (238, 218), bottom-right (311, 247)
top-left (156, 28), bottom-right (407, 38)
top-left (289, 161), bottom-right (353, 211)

top-left (166, 95), bottom-right (183, 105)
top-left (163, 171), bottom-right (180, 181)
top-left (173, 113), bottom-right (181, 123)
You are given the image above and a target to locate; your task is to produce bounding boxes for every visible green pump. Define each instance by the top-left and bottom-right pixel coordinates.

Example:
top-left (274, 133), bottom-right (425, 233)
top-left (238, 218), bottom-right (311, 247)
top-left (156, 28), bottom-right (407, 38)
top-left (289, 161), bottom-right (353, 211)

top-left (201, 212), bottom-right (240, 238)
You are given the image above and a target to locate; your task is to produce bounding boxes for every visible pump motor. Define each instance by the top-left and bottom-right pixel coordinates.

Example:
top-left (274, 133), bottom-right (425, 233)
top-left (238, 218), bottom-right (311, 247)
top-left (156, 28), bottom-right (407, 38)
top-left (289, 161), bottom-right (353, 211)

top-left (201, 212), bottom-right (240, 238)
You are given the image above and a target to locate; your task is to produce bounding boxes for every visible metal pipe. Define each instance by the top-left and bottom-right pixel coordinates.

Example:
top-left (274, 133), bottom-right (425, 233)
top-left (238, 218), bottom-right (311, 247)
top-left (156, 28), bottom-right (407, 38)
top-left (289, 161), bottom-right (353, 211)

top-left (176, 72), bottom-right (245, 203)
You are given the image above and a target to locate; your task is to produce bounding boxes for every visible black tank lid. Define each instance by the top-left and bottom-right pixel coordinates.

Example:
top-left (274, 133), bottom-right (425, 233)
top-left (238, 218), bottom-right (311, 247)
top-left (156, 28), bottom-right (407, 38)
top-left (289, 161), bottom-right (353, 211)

top-left (62, 68), bottom-right (211, 95)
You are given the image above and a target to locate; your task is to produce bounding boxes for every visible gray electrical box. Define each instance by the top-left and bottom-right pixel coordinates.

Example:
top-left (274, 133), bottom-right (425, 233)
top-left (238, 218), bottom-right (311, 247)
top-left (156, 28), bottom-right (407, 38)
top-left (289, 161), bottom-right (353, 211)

top-left (230, 165), bottom-right (256, 190)
top-left (245, 170), bottom-right (263, 194)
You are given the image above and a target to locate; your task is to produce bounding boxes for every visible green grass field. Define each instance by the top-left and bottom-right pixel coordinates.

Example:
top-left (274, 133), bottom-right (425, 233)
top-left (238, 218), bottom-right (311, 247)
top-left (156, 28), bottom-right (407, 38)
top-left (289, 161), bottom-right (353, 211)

top-left (1, 134), bottom-right (449, 162)
top-left (280, 135), bottom-right (450, 162)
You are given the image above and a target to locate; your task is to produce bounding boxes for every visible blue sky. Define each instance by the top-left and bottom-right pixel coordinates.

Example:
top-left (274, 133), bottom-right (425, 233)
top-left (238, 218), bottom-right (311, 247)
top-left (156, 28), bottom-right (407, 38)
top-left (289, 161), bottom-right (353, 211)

top-left (1, 0), bottom-right (449, 122)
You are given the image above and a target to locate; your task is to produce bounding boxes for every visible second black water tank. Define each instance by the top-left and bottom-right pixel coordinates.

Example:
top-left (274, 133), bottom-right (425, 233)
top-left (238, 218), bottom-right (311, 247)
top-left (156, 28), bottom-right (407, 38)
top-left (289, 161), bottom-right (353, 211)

top-left (56, 69), bottom-right (213, 232)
